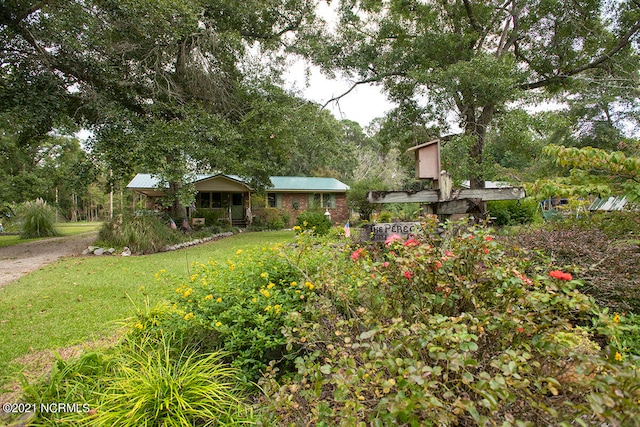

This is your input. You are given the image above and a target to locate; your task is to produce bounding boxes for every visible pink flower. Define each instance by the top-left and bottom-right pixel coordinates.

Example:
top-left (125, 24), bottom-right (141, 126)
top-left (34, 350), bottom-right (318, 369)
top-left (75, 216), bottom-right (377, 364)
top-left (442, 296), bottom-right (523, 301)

top-left (445, 251), bottom-right (454, 257)
top-left (383, 262), bottom-right (389, 268)
top-left (485, 236), bottom-right (494, 241)
top-left (351, 248), bottom-right (364, 261)
top-left (404, 271), bottom-right (412, 279)
top-left (549, 270), bottom-right (572, 281)
top-left (404, 238), bottom-right (419, 247)
top-left (385, 234), bottom-right (402, 245)
top-left (435, 261), bottom-right (442, 269)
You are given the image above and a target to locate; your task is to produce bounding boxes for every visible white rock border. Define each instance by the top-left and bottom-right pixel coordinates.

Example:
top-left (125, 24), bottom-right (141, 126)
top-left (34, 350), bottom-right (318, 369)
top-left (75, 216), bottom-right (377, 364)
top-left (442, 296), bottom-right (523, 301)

top-left (163, 232), bottom-right (234, 252)
top-left (82, 232), bottom-right (234, 256)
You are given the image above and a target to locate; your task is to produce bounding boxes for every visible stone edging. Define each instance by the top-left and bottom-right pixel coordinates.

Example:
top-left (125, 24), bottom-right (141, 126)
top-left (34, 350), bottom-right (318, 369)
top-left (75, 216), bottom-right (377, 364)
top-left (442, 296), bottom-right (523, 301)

top-left (82, 232), bottom-right (235, 257)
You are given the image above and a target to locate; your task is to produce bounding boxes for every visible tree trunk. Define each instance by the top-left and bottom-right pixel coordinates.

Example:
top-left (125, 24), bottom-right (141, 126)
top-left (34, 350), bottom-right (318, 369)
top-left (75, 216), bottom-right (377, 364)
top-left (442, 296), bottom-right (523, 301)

top-left (466, 103), bottom-right (495, 190)
top-left (464, 103), bottom-right (496, 218)
top-left (169, 181), bottom-right (186, 219)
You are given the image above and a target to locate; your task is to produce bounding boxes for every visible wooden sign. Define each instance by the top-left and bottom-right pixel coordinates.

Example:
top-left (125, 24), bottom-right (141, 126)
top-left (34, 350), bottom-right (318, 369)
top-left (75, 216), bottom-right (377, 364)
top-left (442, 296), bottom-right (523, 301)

top-left (364, 222), bottom-right (421, 242)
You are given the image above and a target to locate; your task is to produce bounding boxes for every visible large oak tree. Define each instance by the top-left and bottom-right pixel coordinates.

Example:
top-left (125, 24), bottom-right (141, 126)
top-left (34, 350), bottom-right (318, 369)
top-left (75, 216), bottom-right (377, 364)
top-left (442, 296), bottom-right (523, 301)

top-left (1, 0), bottom-right (329, 214)
top-left (303, 0), bottom-right (640, 189)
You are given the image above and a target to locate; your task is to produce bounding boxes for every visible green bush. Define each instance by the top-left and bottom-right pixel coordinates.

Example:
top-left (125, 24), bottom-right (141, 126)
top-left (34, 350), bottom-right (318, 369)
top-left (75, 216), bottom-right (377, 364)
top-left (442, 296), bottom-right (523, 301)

top-left (19, 198), bottom-right (59, 238)
top-left (249, 207), bottom-right (289, 230)
top-left (294, 210), bottom-right (332, 236)
top-left (97, 213), bottom-right (184, 254)
top-left (193, 208), bottom-right (226, 227)
top-left (154, 241), bottom-right (322, 383)
top-left (488, 198), bottom-right (541, 226)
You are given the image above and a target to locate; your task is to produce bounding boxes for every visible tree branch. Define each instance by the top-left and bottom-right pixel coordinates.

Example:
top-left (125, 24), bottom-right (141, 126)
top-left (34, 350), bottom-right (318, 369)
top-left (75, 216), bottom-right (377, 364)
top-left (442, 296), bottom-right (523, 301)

top-left (521, 19), bottom-right (640, 90)
top-left (462, 0), bottom-right (482, 34)
top-left (320, 72), bottom-right (405, 109)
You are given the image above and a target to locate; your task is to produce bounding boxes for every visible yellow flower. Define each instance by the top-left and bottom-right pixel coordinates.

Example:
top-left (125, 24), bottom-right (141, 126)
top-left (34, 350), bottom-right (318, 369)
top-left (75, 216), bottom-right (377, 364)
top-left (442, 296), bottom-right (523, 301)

top-left (215, 321), bottom-right (222, 327)
top-left (183, 288), bottom-right (193, 298)
top-left (135, 322), bottom-right (144, 330)
top-left (260, 272), bottom-right (268, 278)
top-left (615, 352), bottom-right (623, 361)
top-left (305, 281), bottom-right (314, 290)
top-left (267, 282), bottom-right (275, 289)
top-left (252, 297), bottom-right (257, 303)
top-left (216, 297), bottom-right (222, 303)
top-left (293, 225), bottom-right (301, 231)
top-left (184, 312), bottom-right (194, 321)
top-left (236, 249), bottom-right (243, 255)
top-left (229, 264), bottom-right (236, 271)
top-left (190, 274), bottom-right (198, 282)
top-left (613, 313), bottom-right (621, 323)
top-left (264, 305), bottom-right (272, 312)
top-left (260, 289), bottom-right (270, 298)
top-left (290, 281), bottom-right (298, 287)
top-left (274, 304), bottom-right (281, 314)
top-left (204, 294), bottom-right (213, 300)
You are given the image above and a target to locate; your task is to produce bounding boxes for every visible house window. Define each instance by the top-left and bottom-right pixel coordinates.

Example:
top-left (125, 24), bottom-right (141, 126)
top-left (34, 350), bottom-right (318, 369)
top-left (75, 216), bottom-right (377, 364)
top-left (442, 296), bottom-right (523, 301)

top-left (211, 192), bottom-right (222, 208)
top-left (198, 192), bottom-right (211, 209)
top-left (310, 193), bottom-right (336, 209)
top-left (267, 193), bottom-right (282, 208)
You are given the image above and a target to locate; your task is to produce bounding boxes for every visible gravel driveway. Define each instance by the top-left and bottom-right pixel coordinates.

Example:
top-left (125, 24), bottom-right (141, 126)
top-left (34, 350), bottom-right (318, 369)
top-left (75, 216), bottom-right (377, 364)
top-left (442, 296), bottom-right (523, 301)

top-left (0, 232), bottom-right (97, 287)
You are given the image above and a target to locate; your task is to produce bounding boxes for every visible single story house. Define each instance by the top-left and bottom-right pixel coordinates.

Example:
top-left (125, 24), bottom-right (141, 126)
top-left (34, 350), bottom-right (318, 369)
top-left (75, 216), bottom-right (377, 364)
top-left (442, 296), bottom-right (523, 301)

top-left (126, 173), bottom-right (350, 226)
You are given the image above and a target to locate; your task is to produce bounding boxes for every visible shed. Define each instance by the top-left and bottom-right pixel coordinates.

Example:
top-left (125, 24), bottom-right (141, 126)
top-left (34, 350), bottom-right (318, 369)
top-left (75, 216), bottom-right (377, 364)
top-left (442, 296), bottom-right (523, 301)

top-left (588, 196), bottom-right (628, 211)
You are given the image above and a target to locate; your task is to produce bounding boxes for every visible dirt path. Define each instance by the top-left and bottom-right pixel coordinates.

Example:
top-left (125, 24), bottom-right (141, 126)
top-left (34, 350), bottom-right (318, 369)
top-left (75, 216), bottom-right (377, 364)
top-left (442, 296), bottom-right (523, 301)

top-left (0, 232), bottom-right (98, 287)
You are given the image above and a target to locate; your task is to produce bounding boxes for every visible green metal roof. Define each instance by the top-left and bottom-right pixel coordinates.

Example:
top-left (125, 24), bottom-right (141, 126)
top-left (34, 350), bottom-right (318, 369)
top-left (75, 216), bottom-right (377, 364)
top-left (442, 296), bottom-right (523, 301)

top-left (268, 176), bottom-right (349, 192)
top-left (127, 174), bottom-right (349, 192)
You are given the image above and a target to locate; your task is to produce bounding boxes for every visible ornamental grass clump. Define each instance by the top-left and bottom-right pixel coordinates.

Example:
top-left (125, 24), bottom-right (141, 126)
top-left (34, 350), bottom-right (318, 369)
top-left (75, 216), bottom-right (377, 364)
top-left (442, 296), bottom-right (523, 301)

top-left (19, 198), bottom-right (59, 239)
top-left (98, 213), bottom-right (184, 254)
top-left (89, 335), bottom-right (251, 427)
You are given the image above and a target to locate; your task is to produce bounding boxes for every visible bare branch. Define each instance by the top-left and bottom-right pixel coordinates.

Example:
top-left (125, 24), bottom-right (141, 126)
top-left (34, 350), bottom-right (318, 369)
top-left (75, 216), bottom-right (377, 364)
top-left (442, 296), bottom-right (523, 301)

top-left (320, 72), bottom-right (405, 109)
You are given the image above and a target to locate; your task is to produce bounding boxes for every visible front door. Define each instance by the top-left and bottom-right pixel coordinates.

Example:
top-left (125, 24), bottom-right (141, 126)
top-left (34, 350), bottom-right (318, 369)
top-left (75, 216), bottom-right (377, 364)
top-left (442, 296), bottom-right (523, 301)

top-left (231, 193), bottom-right (244, 221)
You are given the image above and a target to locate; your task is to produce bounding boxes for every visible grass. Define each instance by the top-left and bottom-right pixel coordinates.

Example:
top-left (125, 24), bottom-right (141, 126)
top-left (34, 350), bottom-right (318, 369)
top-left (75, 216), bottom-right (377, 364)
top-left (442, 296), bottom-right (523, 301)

top-left (0, 222), bottom-right (103, 248)
top-left (0, 230), bottom-right (294, 375)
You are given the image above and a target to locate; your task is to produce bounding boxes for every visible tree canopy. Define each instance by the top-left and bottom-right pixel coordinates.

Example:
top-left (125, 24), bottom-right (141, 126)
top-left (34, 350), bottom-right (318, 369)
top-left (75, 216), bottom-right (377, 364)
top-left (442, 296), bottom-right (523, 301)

top-left (302, 0), bottom-right (640, 188)
top-left (1, 0), bottom-right (333, 213)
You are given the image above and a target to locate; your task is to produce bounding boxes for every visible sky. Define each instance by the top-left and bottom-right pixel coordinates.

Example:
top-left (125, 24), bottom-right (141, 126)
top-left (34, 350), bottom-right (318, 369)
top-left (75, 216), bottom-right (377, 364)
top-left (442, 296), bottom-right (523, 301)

top-left (285, 61), bottom-right (395, 129)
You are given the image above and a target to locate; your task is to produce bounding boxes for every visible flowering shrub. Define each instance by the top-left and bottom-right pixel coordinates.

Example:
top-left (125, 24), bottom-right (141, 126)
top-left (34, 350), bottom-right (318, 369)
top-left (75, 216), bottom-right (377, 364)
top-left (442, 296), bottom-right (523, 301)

top-left (255, 218), bottom-right (640, 426)
top-left (153, 234), bottom-right (330, 383)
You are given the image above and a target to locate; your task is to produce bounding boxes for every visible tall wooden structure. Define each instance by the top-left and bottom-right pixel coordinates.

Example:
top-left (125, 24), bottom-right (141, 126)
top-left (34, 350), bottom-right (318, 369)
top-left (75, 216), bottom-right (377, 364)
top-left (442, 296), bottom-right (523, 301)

top-left (367, 139), bottom-right (526, 217)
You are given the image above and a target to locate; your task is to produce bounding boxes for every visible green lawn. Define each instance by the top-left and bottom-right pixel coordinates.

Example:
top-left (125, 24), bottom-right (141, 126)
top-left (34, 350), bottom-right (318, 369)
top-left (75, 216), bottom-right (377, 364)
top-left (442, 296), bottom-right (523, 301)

top-left (0, 230), bottom-right (295, 374)
top-left (0, 221), bottom-right (103, 248)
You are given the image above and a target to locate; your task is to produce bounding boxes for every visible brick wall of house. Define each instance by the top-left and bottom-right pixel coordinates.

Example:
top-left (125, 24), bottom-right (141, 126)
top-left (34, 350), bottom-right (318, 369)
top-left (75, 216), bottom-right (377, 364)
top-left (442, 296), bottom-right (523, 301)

top-left (279, 193), bottom-right (349, 226)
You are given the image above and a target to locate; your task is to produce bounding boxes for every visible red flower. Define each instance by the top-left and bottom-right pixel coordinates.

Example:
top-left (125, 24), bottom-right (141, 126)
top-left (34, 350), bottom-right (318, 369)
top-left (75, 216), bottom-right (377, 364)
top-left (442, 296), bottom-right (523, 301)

top-left (445, 251), bottom-right (455, 257)
top-left (385, 234), bottom-right (402, 245)
top-left (404, 271), bottom-right (412, 279)
top-left (549, 270), bottom-right (573, 281)
top-left (485, 236), bottom-right (494, 241)
top-left (435, 261), bottom-right (442, 269)
top-left (517, 327), bottom-right (525, 333)
top-left (404, 238), bottom-right (419, 247)
top-left (351, 248), bottom-right (364, 261)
